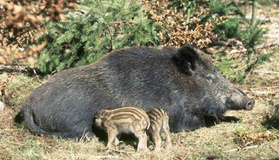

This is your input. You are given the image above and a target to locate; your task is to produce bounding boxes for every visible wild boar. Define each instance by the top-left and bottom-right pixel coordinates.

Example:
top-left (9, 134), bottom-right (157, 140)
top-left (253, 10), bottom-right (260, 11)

top-left (146, 108), bottom-right (172, 150)
top-left (94, 107), bottom-right (150, 151)
top-left (17, 45), bottom-right (255, 138)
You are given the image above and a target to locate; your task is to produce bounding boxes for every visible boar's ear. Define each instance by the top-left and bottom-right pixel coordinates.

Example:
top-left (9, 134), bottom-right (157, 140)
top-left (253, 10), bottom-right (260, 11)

top-left (172, 45), bottom-right (199, 75)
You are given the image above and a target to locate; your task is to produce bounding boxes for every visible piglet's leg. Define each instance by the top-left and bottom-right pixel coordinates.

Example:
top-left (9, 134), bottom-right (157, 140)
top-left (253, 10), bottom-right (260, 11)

top-left (163, 123), bottom-right (172, 148)
top-left (106, 128), bottom-right (117, 149)
top-left (134, 129), bottom-right (148, 151)
top-left (152, 127), bottom-right (162, 151)
top-left (147, 125), bottom-right (162, 151)
top-left (114, 134), bottom-right (121, 146)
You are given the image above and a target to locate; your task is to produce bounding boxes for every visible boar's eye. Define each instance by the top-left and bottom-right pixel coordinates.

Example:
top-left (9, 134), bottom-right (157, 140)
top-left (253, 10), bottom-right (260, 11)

top-left (205, 73), bottom-right (216, 82)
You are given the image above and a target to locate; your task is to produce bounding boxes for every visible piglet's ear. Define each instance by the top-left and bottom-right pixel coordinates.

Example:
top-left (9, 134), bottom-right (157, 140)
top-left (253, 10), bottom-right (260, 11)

top-left (96, 110), bottom-right (106, 119)
top-left (172, 45), bottom-right (199, 76)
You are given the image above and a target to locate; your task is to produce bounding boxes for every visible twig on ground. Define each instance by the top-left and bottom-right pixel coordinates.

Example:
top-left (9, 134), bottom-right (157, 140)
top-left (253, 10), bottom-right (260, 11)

top-left (243, 145), bottom-right (259, 150)
top-left (253, 70), bottom-right (279, 75)
top-left (92, 155), bottom-right (119, 159)
top-left (224, 148), bottom-right (239, 152)
top-left (0, 101), bottom-right (5, 111)
top-left (31, 68), bottom-right (42, 83)
top-left (224, 145), bottom-right (259, 153)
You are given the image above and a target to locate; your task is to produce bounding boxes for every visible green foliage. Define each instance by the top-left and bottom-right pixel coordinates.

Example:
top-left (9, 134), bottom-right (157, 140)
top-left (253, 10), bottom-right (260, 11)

top-left (215, 18), bottom-right (266, 84)
top-left (242, 20), bottom-right (264, 49)
top-left (201, 0), bottom-right (242, 24)
top-left (256, 53), bottom-right (274, 64)
top-left (215, 57), bottom-right (235, 75)
top-left (206, 0), bottom-right (272, 84)
top-left (206, 0), bottom-right (264, 46)
top-left (210, 2), bottom-right (264, 45)
top-left (214, 18), bottom-right (241, 40)
top-left (208, 0), bottom-right (241, 16)
top-left (37, 0), bottom-right (161, 73)
top-left (236, 70), bottom-right (245, 85)
top-left (215, 56), bottom-right (243, 83)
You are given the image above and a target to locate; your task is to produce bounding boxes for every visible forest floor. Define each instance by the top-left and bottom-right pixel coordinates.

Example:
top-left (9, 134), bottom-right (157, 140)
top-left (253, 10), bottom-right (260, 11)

top-left (0, 4), bottom-right (279, 160)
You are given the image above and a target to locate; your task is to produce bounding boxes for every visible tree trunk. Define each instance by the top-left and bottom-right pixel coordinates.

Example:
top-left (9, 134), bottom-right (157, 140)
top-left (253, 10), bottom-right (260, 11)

top-left (251, 0), bottom-right (257, 26)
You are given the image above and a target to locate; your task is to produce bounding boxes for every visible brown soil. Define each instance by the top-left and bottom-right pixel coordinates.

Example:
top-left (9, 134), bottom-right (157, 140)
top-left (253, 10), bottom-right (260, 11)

top-left (0, 107), bottom-right (16, 129)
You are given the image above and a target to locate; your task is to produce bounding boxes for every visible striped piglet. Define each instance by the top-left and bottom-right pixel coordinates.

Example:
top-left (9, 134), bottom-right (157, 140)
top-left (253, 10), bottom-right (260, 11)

top-left (94, 107), bottom-right (150, 151)
top-left (146, 108), bottom-right (172, 150)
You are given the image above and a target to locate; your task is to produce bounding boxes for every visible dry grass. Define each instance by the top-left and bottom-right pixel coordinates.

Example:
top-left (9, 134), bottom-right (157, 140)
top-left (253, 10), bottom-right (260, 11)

top-left (0, 108), bottom-right (278, 160)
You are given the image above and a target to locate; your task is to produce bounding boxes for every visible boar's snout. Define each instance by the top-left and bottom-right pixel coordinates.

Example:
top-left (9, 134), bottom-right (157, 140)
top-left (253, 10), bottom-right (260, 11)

top-left (245, 99), bottom-right (255, 110)
top-left (225, 88), bottom-right (255, 111)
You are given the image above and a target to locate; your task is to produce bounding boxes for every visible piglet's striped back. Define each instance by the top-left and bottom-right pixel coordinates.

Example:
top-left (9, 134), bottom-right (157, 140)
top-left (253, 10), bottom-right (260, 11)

top-left (146, 108), bottom-right (168, 128)
top-left (100, 107), bottom-right (150, 129)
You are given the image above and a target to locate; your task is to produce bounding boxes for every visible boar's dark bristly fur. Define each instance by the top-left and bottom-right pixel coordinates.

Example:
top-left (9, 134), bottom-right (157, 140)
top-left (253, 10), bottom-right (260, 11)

top-left (17, 45), bottom-right (255, 138)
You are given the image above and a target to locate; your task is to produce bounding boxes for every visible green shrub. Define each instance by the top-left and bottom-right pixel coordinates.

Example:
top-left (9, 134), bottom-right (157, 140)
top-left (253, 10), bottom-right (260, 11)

top-left (207, 0), bottom-right (272, 84)
top-left (242, 20), bottom-right (264, 48)
top-left (37, 0), bottom-right (161, 73)
top-left (214, 18), bottom-right (242, 40)
top-left (206, 0), bottom-right (264, 46)
top-left (201, 0), bottom-right (242, 23)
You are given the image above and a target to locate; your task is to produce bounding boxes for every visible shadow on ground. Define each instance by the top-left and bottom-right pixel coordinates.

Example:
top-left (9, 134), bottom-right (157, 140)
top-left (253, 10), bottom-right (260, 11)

top-left (205, 116), bottom-right (241, 127)
top-left (261, 105), bottom-right (279, 130)
top-left (262, 116), bottom-right (279, 130)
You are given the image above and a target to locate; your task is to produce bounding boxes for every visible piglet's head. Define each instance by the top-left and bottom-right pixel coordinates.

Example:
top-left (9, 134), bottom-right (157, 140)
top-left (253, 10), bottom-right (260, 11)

top-left (94, 110), bottom-right (107, 128)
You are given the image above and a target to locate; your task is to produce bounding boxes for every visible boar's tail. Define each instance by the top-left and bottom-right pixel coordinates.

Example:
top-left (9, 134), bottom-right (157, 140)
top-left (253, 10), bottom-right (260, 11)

top-left (23, 106), bottom-right (48, 135)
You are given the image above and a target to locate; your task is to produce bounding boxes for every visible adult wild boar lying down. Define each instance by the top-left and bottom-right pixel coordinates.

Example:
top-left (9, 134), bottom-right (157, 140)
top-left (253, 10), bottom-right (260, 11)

top-left (17, 45), bottom-right (255, 138)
